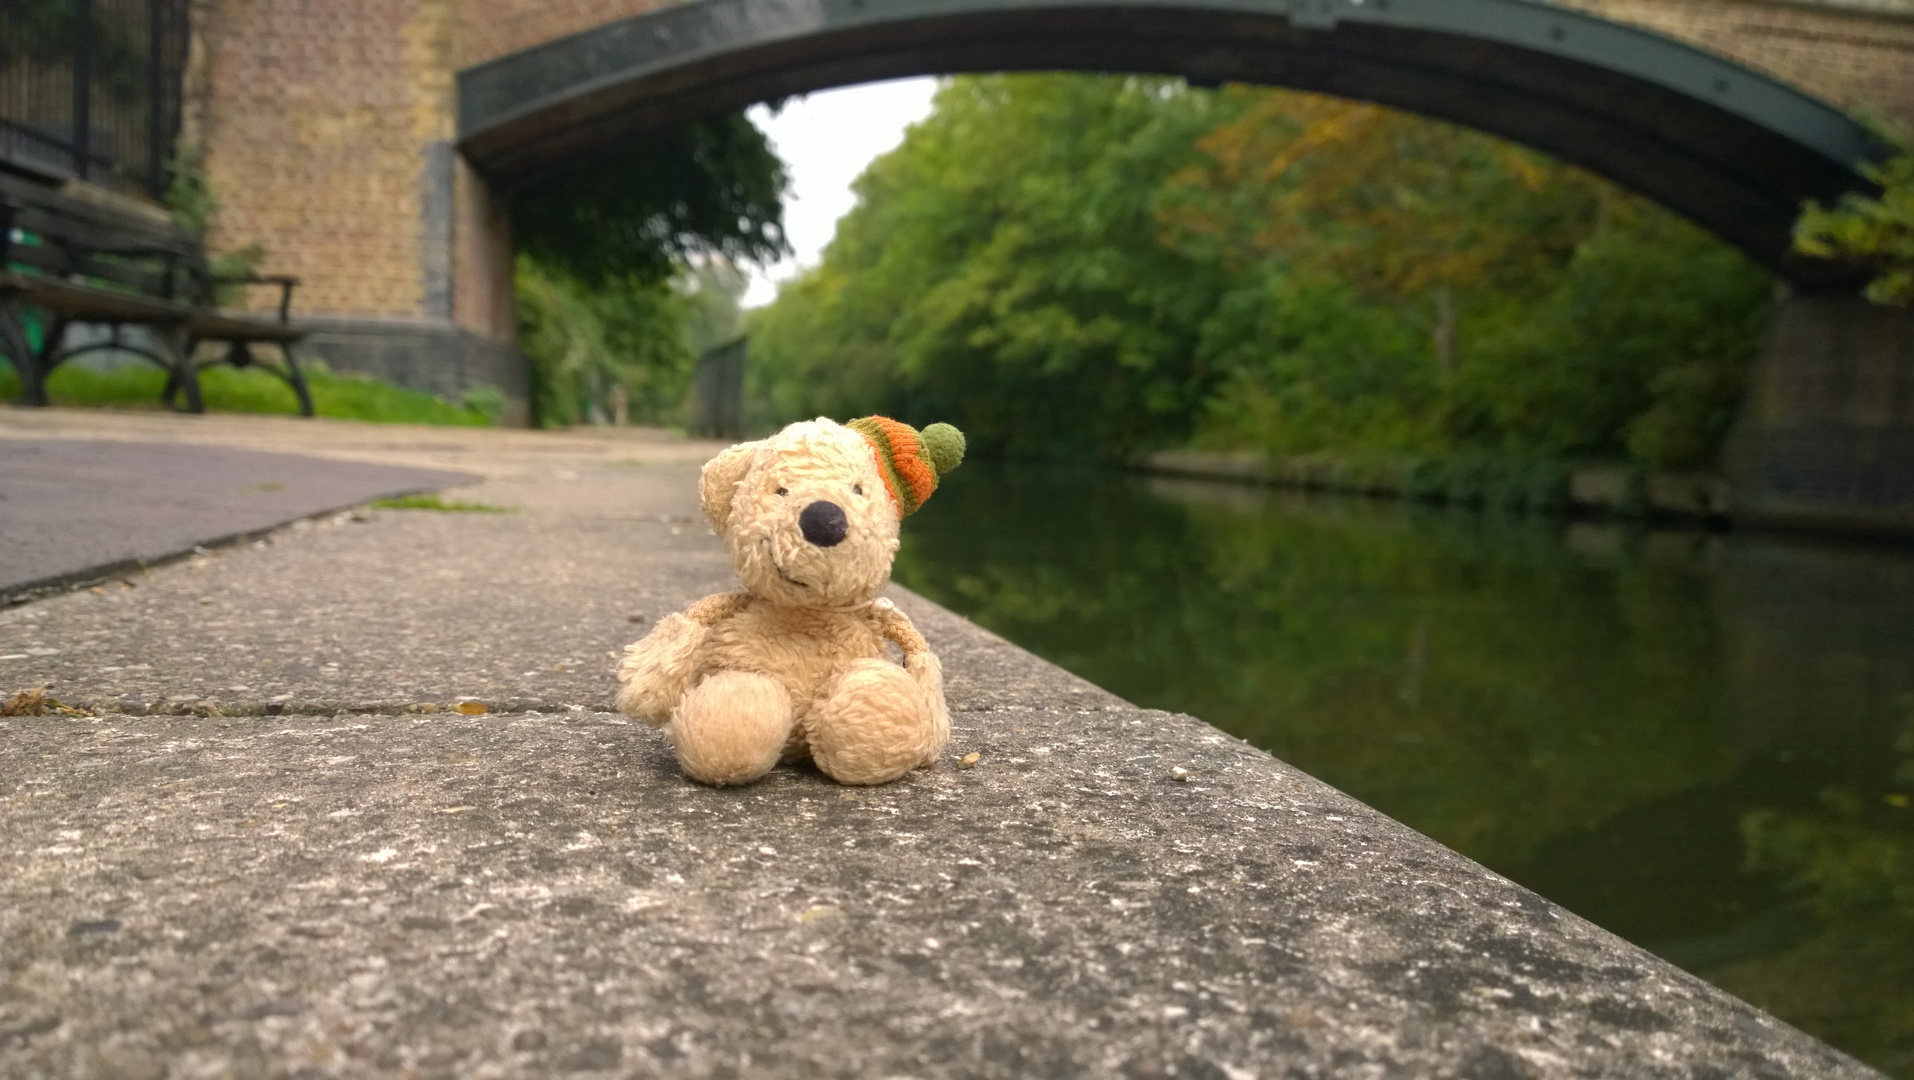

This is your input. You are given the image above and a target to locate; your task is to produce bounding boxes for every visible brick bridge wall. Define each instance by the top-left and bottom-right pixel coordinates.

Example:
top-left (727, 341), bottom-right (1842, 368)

top-left (178, 0), bottom-right (1914, 420)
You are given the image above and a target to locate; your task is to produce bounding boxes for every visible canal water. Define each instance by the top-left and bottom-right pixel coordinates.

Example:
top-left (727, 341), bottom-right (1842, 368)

top-left (893, 463), bottom-right (1914, 1077)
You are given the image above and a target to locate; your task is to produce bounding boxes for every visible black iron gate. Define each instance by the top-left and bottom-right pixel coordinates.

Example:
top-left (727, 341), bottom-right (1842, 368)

top-left (0, 0), bottom-right (191, 199)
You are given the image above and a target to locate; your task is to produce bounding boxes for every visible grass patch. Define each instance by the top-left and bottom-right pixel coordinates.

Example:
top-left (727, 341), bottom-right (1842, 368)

top-left (0, 359), bottom-right (501, 426)
top-left (369, 493), bottom-right (512, 513)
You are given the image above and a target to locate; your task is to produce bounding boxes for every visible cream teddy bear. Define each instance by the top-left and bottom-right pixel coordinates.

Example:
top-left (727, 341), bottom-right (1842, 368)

top-left (617, 416), bottom-right (965, 786)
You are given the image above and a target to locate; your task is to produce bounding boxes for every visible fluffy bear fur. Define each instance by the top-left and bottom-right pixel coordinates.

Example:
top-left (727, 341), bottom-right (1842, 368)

top-left (616, 418), bottom-right (951, 786)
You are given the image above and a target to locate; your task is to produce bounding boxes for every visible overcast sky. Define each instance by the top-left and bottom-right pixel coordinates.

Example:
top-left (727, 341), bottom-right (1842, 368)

top-left (741, 77), bottom-right (940, 308)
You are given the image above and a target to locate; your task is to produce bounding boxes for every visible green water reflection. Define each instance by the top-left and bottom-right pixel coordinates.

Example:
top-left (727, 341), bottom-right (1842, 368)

top-left (894, 464), bottom-right (1914, 1076)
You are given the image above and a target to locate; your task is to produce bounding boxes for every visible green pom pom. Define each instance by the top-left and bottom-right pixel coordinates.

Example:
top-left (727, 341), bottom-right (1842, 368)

top-left (920, 423), bottom-right (966, 476)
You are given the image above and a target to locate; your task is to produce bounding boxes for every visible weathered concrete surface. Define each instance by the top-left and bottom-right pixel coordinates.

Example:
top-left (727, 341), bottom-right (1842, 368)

top-left (0, 412), bottom-right (1882, 1078)
top-left (4, 703), bottom-right (1877, 1080)
top-left (0, 439), bottom-right (473, 600)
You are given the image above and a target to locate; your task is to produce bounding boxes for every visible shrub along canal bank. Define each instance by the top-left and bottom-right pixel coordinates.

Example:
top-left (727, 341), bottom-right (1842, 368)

top-left (895, 462), bottom-right (1914, 1078)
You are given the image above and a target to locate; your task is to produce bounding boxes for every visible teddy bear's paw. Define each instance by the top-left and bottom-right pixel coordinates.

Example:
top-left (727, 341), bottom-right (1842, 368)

top-left (811, 659), bottom-right (945, 786)
top-left (616, 612), bottom-right (710, 725)
top-left (668, 671), bottom-right (794, 786)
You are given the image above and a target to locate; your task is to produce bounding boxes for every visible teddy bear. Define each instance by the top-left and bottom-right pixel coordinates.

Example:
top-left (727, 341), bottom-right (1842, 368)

top-left (616, 416), bottom-right (965, 786)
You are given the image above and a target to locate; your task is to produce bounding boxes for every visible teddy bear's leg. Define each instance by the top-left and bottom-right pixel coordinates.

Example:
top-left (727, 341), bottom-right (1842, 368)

top-left (668, 671), bottom-right (793, 786)
top-left (809, 659), bottom-right (941, 786)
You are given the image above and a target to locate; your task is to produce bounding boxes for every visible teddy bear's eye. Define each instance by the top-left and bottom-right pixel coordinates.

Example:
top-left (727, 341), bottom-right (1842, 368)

top-left (776, 487), bottom-right (789, 497)
top-left (853, 484), bottom-right (863, 496)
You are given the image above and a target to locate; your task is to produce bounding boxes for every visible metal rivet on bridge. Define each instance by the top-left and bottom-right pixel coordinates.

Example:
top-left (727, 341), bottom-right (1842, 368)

top-left (1550, 26), bottom-right (1565, 41)
top-left (1714, 78), bottom-right (1730, 93)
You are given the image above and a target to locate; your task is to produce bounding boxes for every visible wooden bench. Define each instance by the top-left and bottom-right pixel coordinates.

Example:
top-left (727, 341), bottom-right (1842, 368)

top-left (0, 173), bottom-right (313, 415)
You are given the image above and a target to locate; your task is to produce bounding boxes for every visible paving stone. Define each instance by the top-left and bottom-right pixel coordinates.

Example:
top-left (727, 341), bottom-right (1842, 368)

top-left (0, 438), bottom-right (473, 600)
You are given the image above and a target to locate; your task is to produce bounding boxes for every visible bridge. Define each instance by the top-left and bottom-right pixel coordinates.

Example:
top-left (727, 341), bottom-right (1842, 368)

top-left (176, 0), bottom-right (1913, 530)
top-left (457, 0), bottom-right (1881, 290)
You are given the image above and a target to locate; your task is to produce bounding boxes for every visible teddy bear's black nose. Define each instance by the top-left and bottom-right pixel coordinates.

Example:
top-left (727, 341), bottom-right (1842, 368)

top-left (799, 500), bottom-right (849, 547)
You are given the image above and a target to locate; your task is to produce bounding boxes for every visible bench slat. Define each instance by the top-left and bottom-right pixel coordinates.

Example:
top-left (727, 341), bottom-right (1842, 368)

top-left (0, 173), bottom-right (197, 253)
top-left (4, 244), bottom-right (184, 297)
top-left (12, 208), bottom-right (196, 261)
top-left (0, 272), bottom-right (302, 342)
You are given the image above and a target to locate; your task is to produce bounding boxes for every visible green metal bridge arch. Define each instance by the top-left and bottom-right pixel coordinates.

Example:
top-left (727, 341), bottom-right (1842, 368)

top-left (456, 0), bottom-right (1888, 290)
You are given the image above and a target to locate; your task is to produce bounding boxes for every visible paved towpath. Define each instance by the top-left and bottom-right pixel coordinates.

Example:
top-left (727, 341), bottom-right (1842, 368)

top-left (0, 438), bottom-right (474, 602)
top-left (0, 410), bottom-right (1880, 1078)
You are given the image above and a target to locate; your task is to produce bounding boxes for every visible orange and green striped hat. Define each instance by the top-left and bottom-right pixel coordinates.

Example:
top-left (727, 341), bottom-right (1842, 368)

top-left (846, 416), bottom-right (966, 517)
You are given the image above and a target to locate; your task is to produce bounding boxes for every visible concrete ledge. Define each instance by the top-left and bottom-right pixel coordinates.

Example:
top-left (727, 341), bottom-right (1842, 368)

top-left (0, 630), bottom-right (1877, 1077)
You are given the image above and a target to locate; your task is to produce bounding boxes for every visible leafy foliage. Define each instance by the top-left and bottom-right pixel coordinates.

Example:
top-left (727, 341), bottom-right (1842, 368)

top-left (513, 113), bottom-right (790, 287)
top-left (515, 252), bottom-right (756, 429)
top-left (510, 110), bottom-right (784, 428)
top-left (1, 0), bottom-right (150, 103)
top-left (1796, 135), bottom-right (1914, 306)
top-left (752, 75), bottom-right (1237, 457)
top-left (515, 254), bottom-right (689, 428)
top-left (749, 76), bottom-right (1772, 470)
top-left (164, 143), bottom-right (219, 236)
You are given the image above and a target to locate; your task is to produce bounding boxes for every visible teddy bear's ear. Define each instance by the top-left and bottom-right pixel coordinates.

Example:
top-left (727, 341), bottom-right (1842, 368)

top-left (699, 441), bottom-right (759, 534)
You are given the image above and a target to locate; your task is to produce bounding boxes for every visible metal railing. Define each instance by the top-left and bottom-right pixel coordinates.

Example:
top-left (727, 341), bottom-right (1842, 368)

top-left (0, 0), bottom-right (190, 199)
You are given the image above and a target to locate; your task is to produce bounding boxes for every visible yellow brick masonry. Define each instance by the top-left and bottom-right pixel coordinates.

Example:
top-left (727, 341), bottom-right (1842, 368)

top-left (456, 0), bottom-right (673, 69)
top-left (191, 0), bottom-right (454, 320)
top-left (1562, 0), bottom-right (1914, 131)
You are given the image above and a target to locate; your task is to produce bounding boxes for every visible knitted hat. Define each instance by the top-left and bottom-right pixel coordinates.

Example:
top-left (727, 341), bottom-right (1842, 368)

top-left (846, 416), bottom-right (965, 516)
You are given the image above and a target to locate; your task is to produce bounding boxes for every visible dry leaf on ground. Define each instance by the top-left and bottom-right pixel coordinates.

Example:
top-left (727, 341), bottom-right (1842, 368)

top-left (1, 687), bottom-right (48, 716)
top-left (1, 686), bottom-right (93, 717)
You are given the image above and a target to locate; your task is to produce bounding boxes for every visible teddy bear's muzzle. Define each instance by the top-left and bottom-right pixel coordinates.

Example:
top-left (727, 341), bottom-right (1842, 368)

top-left (798, 500), bottom-right (849, 547)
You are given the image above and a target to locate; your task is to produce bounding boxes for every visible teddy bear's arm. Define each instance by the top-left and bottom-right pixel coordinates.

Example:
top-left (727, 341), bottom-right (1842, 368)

top-left (684, 590), bottom-right (755, 627)
top-left (614, 591), bottom-right (752, 725)
top-left (872, 599), bottom-right (951, 757)
top-left (871, 598), bottom-right (929, 657)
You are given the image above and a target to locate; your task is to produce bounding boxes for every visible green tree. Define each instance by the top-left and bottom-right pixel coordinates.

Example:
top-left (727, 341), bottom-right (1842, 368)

top-left (512, 110), bottom-right (791, 427)
top-left (748, 76), bottom-right (1772, 470)
top-left (515, 255), bottom-right (692, 428)
top-left (1796, 135), bottom-right (1914, 306)
top-left (1162, 89), bottom-right (1770, 469)
top-left (752, 75), bottom-right (1238, 457)
top-left (513, 113), bottom-right (790, 287)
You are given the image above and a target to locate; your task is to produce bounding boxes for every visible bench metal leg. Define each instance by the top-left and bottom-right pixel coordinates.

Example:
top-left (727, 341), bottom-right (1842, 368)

top-left (279, 342), bottom-right (314, 417)
top-left (154, 327), bottom-right (203, 414)
top-left (0, 302), bottom-right (49, 406)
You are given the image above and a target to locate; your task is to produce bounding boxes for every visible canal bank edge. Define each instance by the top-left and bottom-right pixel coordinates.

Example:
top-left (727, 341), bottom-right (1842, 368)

top-left (1140, 449), bottom-right (1735, 523)
top-left (0, 598), bottom-right (1878, 1076)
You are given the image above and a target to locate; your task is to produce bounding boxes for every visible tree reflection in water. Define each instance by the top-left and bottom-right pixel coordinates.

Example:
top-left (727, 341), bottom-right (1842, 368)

top-left (893, 463), bottom-right (1914, 1076)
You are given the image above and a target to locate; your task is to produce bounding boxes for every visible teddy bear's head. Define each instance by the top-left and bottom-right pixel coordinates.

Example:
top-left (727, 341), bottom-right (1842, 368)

top-left (699, 417), bottom-right (965, 608)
